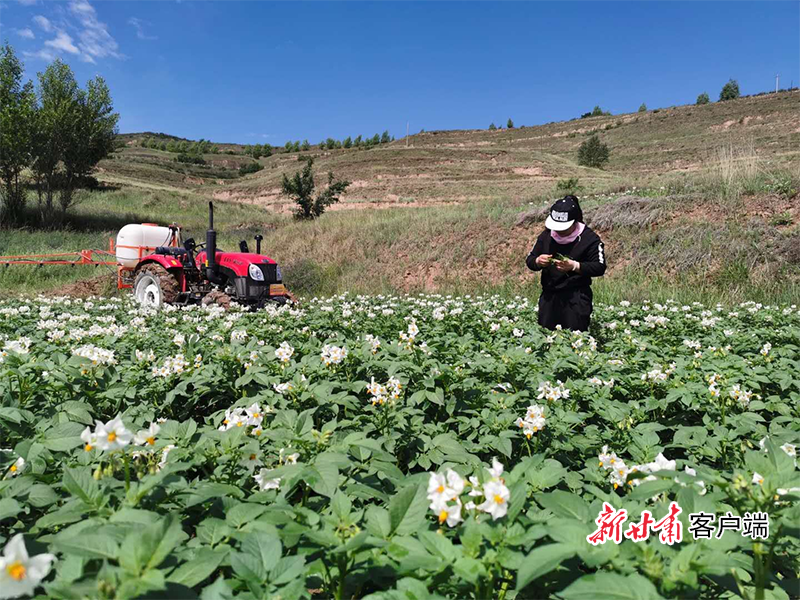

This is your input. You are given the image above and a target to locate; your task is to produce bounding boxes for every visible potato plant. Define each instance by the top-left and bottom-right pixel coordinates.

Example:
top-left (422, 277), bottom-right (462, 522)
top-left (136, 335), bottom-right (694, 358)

top-left (0, 294), bottom-right (798, 599)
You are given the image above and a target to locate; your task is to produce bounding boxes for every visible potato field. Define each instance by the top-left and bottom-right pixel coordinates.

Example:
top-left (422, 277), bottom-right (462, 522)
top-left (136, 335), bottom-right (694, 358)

top-left (0, 294), bottom-right (798, 599)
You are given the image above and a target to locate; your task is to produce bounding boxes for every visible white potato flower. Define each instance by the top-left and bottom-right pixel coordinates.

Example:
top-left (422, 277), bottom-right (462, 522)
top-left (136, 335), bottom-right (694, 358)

top-left (0, 534), bottom-right (56, 599)
top-left (92, 416), bottom-right (133, 451)
top-left (133, 422), bottom-right (160, 446)
top-left (477, 480), bottom-right (510, 520)
top-left (254, 469), bottom-right (281, 491)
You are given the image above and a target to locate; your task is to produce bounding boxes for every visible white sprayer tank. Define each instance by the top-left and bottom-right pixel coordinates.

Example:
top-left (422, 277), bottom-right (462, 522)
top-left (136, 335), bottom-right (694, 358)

top-left (116, 224), bottom-right (173, 268)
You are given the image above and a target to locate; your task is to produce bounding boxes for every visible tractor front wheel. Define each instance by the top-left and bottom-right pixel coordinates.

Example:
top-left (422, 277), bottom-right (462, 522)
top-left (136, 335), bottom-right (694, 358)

top-left (133, 264), bottom-right (179, 308)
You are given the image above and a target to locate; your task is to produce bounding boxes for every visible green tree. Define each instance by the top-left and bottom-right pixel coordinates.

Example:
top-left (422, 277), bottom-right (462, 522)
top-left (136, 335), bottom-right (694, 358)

top-left (292, 141), bottom-right (301, 152)
top-left (696, 92), bottom-right (710, 105)
top-left (638, 103), bottom-right (647, 112)
top-left (488, 122), bottom-right (497, 130)
top-left (166, 140), bottom-right (177, 152)
top-left (343, 136), bottom-right (352, 148)
top-left (301, 139), bottom-right (310, 151)
top-left (507, 118), bottom-right (514, 128)
top-left (720, 79), bottom-right (740, 102)
top-left (0, 43), bottom-right (37, 224)
top-left (211, 145), bottom-right (219, 154)
top-left (159, 141), bottom-right (167, 151)
top-left (325, 138), bottom-right (336, 150)
top-left (284, 141), bottom-right (293, 152)
top-left (281, 157), bottom-right (351, 220)
top-left (371, 133), bottom-right (380, 145)
top-left (591, 105), bottom-right (604, 117)
top-left (380, 130), bottom-right (391, 144)
top-left (577, 134), bottom-right (610, 169)
top-left (31, 59), bottom-right (81, 222)
top-left (353, 135), bottom-right (362, 147)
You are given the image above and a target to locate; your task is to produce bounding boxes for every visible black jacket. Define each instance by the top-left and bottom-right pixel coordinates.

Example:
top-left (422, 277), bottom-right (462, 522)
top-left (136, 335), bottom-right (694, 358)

top-left (526, 225), bottom-right (607, 292)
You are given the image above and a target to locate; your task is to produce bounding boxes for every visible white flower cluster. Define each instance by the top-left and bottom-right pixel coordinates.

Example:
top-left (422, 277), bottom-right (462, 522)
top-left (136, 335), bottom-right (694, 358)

top-left (426, 458), bottom-right (510, 527)
top-left (598, 446), bottom-right (705, 493)
top-left (729, 384), bottom-right (755, 408)
top-left (760, 342), bottom-right (772, 356)
top-left (399, 321), bottom-right (420, 346)
top-left (135, 349), bottom-right (156, 362)
top-left (72, 344), bottom-right (117, 366)
top-left (321, 344), bottom-right (348, 366)
top-left (252, 448), bottom-right (300, 491)
top-left (537, 380), bottom-right (569, 402)
top-left (230, 329), bottom-right (248, 342)
top-left (218, 402), bottom-right (270, 432)
top-left (81, 415), bottom-right (133, 452)
top-left (275, 341), bottom-right (294, 363)
top-left (0, 337), bottom-right (32, 363)
top-left (151, 354), bottom-right (191, 378)
top-left (364, 334), bottom-right (381, 354)
top-left (366, 376), bottom-right (402, 406)
top-left (641, 363), bottom-right (676, 383)
top-left (515, 404), bottom-right (546, 438)
top-left (588, 376), bottom-right (615, 388)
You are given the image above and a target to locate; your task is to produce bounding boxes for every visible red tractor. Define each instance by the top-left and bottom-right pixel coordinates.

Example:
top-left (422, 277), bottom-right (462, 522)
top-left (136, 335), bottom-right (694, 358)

top-left (125, 202), bottom-right (292, 309)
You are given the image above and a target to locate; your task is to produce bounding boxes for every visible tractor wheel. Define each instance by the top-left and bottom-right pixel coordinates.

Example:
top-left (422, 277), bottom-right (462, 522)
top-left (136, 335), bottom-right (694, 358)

top-left (133, 264), bottom-right (179, 308)
top-left (201, 290), bottom-right (232, 309)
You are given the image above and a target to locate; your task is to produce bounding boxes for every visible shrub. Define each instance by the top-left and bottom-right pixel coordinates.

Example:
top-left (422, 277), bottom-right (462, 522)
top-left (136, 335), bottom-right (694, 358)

top-left (380, 130), bottom-right (391, 144)
top-left (488, 123), bottom-right (497, 130)
top-left (577, 135), bottom-right (610, 169)
top-left (766, 172), bottom-right (798, 199)
top-left (281, 157), bottom-right (351, 220)
top-left (301, 140), bottom-right (310, 151)
top-left (238, 162), bottom-right (264, 176)
top-left (174, 153), bottom-right (206, 165)
top-left (555, 177), bottom-right (584, 196)
top-left (639, 103), bottom-right (647, 112)
top-left (696, 92), bottom-right (710, 105)
top-left (720, 79), bottom-right (740, 102)
top-left (507, 118), bottom-right (514, 128)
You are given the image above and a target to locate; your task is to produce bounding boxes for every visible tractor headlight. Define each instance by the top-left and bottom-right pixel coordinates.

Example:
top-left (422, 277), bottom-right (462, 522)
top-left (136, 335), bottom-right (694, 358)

top-left (248, 263), bottom-right (265, 281)
top-left (275, 265), bottom-right (282, 281)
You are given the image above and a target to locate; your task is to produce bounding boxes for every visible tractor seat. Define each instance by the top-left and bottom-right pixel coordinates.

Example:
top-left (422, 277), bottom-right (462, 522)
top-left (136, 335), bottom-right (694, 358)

top-left (155, 247), bottom-right (188, 257)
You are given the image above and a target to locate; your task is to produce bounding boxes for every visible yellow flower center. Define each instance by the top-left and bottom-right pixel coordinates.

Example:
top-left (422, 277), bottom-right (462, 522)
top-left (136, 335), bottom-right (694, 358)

top-left (223, 419), bottom-right (229, 424)
top-left (437, 485), bottom-right (444, 493)
top-left (7, 561), bottom-right (26, 581)
top-left (107, 432), bottom-right (117, 443)
top-left (250, 454), bottom-right (257, 461)
top-left (9, 465), bottom-right (17, 472)
top-left (494, 495), bottom-right (505, 504)
top-left (236, 422), bottom-right (243, 427)
top-left (252, 413), bottom-right (260, 419)
top-left (85, 444), bottom-right (93, 452)
top-left (438, 510), bottom-right (448, 523)
top-left (146, 437), bottom-right (155, 446)
top-left (254, 430), bottom-right (262, 436)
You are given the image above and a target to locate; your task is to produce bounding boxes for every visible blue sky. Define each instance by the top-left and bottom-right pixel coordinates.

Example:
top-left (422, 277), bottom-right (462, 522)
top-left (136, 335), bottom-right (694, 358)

top-left (2, 1), bottom-right (798, 145)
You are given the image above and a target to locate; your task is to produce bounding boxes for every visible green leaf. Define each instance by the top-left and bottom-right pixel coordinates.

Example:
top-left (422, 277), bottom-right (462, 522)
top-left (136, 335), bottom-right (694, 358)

top-left (120, 514), bottom-right (188, 575)
top-left (197, 518), bottom-right (232, 546)
top-left (26, 484), bottom-right (59, 508)
top-left (230, 551), bottom-right (266, 582)
top-left (389, 482), bottom-right (427, 536)
top-left (560, 573), bottom-right (664, 600)
top-left (43, 422), bottom-right (85, 452)
top-left (331, 490), bottom-right (352, 520)
top-left (241, 532), bottom-right (282, 575)
top-left (536, 490), bottom-right (591, 522)
top-left (168, 547), bottom-right (228, 588)
top-left (226, 503), bottom-right (268, 529)
top-left (515, 543), bottom-right (575, 590)
top-left (62, 467), bottom-right (100, 506)
top-left (52, 535), bottom-right (119, 561)
top-left (0, 498), bottom-right (22, 521)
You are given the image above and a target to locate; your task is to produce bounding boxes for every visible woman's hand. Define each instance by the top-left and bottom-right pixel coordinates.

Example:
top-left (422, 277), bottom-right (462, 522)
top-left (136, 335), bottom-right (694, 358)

top-left (535, 254), bottom-right (552, 267)
top-left (555, 259), bottom-right (580, 273)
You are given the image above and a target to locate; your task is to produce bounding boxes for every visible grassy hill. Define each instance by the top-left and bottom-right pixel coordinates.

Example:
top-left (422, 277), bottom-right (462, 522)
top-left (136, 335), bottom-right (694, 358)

top-left (1, 91), bottom-right (799, 303)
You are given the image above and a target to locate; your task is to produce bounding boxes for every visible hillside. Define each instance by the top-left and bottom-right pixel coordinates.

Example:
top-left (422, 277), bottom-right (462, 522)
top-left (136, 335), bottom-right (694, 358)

top-left (2, 91), bottom-right (799, 303)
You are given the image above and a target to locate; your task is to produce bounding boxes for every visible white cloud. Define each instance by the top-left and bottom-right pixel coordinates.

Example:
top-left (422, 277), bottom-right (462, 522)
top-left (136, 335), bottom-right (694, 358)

top-left (69, 0), bottom-right (122, 62)
top-left (16, 27), bottom-right (35, 39)
top-left (17, 0), bottom-right (37, 5)
top-left (33, 15), bottom-right (52, 32)
top-left (128, 17), bottom-right (157, 41)
top-left (24, 2), bottom-right (123, 64)
top-left (44, 31), bottom-right (80, 55)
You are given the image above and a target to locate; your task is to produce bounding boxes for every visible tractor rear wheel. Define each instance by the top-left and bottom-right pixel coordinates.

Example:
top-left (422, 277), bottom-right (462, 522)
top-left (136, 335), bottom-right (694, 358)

top-left (133, 264), bottom-right (179, 308)
top-left (201, 290), bottom-right (232, 309)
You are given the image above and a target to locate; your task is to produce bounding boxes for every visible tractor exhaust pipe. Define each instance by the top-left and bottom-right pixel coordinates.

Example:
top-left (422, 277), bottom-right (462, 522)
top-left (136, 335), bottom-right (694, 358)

top-left (206, 202), bottom-right (219, 282)
top-left (255, 234), bottom-right (263, 255)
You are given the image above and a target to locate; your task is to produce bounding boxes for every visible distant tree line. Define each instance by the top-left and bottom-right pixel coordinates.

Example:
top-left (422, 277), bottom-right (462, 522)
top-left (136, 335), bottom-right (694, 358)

top-left (316, 131), bottom-right (393, 151)
top-left (140, 137), bottom-right (220, 155)
top-left (243, 144), bottom-right (272, 159)
top-left (0, 44), bottom-right (118, 226)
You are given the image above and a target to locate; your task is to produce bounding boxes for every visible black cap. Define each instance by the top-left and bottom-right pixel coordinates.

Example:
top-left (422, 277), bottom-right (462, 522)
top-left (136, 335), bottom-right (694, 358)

top-left (545, 196), bottom-right (582, 231)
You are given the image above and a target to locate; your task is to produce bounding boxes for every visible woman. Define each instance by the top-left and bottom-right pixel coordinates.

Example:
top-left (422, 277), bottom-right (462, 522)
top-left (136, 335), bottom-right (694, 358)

top-left (526, 195), bottom-right (606, 332)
